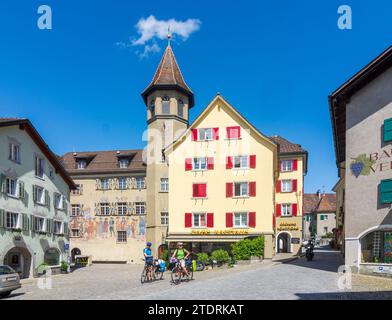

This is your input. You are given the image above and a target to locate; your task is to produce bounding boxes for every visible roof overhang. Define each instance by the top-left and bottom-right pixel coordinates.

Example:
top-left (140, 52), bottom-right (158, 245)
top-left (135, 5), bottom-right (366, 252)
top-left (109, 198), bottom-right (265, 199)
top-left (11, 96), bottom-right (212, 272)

top-left (141, 84), bottom-right (195, 108)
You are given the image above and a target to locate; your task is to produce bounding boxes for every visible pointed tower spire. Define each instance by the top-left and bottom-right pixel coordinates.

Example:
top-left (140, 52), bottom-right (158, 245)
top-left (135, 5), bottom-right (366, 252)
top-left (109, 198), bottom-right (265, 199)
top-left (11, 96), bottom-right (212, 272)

top-left (167, 25), bottom-right (171, 46)
top-left (141, 39), bottom-right (194, 108)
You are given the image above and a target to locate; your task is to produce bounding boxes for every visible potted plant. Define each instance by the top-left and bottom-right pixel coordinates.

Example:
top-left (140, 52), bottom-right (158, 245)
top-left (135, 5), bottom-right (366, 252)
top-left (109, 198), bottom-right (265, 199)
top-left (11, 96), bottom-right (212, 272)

top-left (60, 261), bottom-right (69, 274)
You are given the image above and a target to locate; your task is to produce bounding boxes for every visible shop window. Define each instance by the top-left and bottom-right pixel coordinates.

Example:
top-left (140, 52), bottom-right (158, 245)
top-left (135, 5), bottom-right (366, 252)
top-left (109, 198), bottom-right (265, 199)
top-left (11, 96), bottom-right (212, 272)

top-left (361, 231), bottom-right (392, 263)
top-left (44, 248), bottom-right (60, 266)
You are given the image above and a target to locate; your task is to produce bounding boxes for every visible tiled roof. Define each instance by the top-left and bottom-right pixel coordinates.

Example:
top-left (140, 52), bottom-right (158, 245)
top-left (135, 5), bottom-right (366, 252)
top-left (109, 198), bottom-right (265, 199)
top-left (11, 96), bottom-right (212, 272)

top-left (304, 193), bottom-right (336, 213)
top-left (141, 44), bottom-right (194, 107)
top-left (0, 117), bottom-right (25, 123)
top-left (270, 135), bottom-right (307, 154)
top-left (61, 149), bottom-right (146, 175)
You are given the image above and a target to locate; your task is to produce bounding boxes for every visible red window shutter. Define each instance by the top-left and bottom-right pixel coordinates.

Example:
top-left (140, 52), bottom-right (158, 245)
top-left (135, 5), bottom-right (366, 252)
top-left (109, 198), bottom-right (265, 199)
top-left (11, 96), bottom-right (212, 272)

top-left (249, 182), bottom-right (256, 197)
top-left (199, 184), bottom-right (207, 198)
top-left (213, 128), bottom-right (219, 140)
top-left (226, 212), bottom-right (233, 227)
top-left (192, 184), bottom-right (198, 198)
top-left (185, 158), bottom-right (192, 171)
top-left (226, 156), bottom-right (233, 169)
top-left (292, 179), bottom-right (297, 192)
top-left (276, 204), bottom-right (282, 217)
top-left (227, 126), bottom-right (241, 139)
top-left (207, 157), bottom-right (214, 170)
top-left (276, 180), bottom-right (281, 193)
top-left (226, 182), bottom-right (233, 198)
top-left (236, 126), bottom-right (241, 139)
top-left (249, 212), bottom-right (256, 228)
top-left (249, 155), bottom-right (256, 168)
top-left (292, 204), bottom-right (298, 216)
top-left (185, 213), bottom-right (192, 228)
top-left (293, 159), bottom-right (298, 171)
top-left (207, 213), bottom-right (214, 228)
top-left (191, 129), bottom-right (198, 141)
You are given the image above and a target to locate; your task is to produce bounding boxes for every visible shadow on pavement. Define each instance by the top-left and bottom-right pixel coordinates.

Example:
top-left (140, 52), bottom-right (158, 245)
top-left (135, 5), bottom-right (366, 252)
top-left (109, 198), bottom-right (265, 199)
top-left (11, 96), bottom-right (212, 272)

top-left (296, 291), bottom-right (392, 300)
top-left (2, 292), bottom-right (26, 299)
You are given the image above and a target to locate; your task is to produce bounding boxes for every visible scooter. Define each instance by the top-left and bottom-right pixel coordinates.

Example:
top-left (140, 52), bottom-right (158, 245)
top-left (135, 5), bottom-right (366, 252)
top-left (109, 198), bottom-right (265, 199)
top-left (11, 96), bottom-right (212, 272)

top-left (305, 240), bottom-right (315, 261)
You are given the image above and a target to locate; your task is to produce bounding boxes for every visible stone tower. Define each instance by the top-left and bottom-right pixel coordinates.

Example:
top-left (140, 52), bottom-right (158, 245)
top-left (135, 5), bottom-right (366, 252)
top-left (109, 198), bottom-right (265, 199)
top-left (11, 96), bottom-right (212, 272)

top-left (141, 36), bottom-right (194, 256)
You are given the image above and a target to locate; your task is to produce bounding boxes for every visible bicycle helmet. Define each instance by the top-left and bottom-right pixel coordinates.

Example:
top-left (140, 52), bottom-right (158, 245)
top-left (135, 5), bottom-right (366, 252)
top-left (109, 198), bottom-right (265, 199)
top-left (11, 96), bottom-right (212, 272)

top-left (146, 242), bottom-right (152, 247)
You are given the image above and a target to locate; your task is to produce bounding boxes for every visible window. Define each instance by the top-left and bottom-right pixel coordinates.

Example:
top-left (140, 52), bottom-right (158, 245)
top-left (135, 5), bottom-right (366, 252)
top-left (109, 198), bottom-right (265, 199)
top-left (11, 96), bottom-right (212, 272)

top-left (135, 177), bottom-right (145, 189)
top-left (135, 202), bottom-right (146, 215)
top-left (54, 193), bottom-right (64, 210)
top-left (49, 168), bottom-right (54, 180)
top-left (100, 179), bottom-right (110, 190)
top-left (234, 212), bottom-right (248, 228)
top-left (160, 212), bottom-right (169, 225)
top-left (384, 118), bottom-right (392, 142)
top-left (6, 212), bottom-right (20, 229)
top-left (160, 178), bottom-right (169, 192)
top-left (71, 229), bottom-right (80, 237)
top-left (281, 160), bottom-right (293, 172)
top-left (100, 203), bottom-right (111, 216)
top-left (193, 213), bottom-right (206, 228)
top-left (117, 231), bottom-right (127, 243)
top-left (320, 215), bottom-right (328, 221)
top-left (44, 248), bottom-right (60, 266)
top-left (35, 155), bottom-right (44, 178)
top-left (233, 156), bottom-right (248, 169)
top-left (71, 204), bottom-right (82, 217)
top-left (192, 183), bottom-right (207, 198)
top-left (76, 160), bottom-right (87, 169)
top-left (6, 178), bottom-right (18, 197)
top-left (281, 180), bottom-right (293, 193)
top-left (193, 157), bottom-right (207, 171)
top-left (324, 227), bottom-right (328, 234)
top-left (380, 179), bottom-right (392, 204)
top-left (178, 99), bottom-right (184, 118)
top-left (162, 96), bottom-right (170, 114)
top-left (150, 101), bottom-right (155, 117)
top-left (53, 221), bottom-right (63, 235)
top-left (9, 143), bottom-right (20, 163)
top-left (234, 182), bottom-right (248, 197)
top-left (71, 184), bottom-right (82, 195)
top-left (117, 202), bottom-right (128, 216)
top-left (282, 204), bottom-right (292, 216)
top-left (35, 186), bottom-right (45, 204)
top-left (199, 128), bottom-right (213, 141)
top-left (118, 158), bottom-right (129, 168)
top-left (118, 178), bottom-right (127, 190)
top-left (33, 216), bottom-right (45, 232)
top-left (226, 126), bottom-right (241, 139)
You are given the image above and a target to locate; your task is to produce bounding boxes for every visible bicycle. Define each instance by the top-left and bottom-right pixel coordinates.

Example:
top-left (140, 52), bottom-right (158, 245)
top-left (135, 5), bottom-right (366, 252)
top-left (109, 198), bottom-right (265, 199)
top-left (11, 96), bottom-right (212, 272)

top-left (140, 259), bottom-right (164, 284)
top-left (170, 258), bottom-right (193, 284)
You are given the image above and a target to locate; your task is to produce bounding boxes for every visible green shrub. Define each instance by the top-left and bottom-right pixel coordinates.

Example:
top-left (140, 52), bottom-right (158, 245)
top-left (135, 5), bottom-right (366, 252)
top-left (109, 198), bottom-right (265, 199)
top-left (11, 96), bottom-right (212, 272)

top-left (196, 252), bottom-right (209, 264)
top-left (60, 261), bottom-right (68, 272)
top-left (210, 249), bottom-right (230, 264)
top-left (231, 236), bottom-right (264, 261)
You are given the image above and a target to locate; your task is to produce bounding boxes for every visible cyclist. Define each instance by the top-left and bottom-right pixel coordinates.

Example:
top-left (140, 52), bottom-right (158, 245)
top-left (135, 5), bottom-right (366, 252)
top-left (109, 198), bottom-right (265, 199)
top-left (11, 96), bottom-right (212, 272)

top-left (171, 242), bottom-right (190, 277)
top-left (143, 242), bottom-right (154, 281)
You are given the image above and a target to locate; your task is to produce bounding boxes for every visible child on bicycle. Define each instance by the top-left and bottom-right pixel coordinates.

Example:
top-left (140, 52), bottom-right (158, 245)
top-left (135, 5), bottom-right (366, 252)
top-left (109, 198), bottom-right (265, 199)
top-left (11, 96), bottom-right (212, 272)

top-left (143, 242), bottom-right (154, 281)
top-left (171, 242), bottom-right (190, 277)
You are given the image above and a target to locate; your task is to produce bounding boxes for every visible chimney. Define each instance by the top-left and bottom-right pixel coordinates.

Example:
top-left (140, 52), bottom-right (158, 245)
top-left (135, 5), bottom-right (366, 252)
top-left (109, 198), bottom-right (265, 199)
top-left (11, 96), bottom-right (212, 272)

top-left (316, 189), bottom-right (321, 199)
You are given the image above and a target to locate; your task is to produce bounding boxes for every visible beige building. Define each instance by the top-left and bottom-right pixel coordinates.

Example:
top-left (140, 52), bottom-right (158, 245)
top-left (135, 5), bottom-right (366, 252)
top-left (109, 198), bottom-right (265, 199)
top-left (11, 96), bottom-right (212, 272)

top-left (61, 150), bottom-right (147, 263)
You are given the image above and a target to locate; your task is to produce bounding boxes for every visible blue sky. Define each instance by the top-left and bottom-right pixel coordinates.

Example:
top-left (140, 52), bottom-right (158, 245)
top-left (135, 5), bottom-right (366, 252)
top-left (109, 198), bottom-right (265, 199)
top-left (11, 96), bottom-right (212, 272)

top-left (0, 0), bottom-right (391, 193)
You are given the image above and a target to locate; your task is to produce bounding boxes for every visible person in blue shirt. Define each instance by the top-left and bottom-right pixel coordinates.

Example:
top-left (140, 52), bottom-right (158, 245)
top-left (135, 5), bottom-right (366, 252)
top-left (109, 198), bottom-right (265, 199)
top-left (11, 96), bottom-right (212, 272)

top-left (143, 242), bottom-right (154, 281)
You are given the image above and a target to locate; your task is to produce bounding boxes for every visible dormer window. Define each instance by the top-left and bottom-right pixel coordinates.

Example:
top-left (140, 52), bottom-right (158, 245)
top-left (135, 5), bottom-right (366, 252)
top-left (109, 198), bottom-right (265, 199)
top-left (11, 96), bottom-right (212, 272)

top-left (76, 159), bottom-right (87, 169)
top-left (118, 158), bottom-right (129, 168)
top-left (162, 96), bottom-right (170, 114)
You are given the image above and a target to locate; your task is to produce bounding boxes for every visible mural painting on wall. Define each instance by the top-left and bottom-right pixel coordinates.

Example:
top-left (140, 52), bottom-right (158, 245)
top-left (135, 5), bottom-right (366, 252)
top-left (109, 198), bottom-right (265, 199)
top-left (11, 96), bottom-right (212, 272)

top-left (70, 199), bottom-right (146, 242)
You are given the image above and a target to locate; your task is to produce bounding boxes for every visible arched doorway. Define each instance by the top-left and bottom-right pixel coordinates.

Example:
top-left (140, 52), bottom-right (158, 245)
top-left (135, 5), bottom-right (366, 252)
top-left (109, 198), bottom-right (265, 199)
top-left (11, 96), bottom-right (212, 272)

top-left (71, 248), bottom-right (81, 263)
top-left (277, 232), bottom-right (291, 253)
top-left (3, 247), bottom-right (32, 279)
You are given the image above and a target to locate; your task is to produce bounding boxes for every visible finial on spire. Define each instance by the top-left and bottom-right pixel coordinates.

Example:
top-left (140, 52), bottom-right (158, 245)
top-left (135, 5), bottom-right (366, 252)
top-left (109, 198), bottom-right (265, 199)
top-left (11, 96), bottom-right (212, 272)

top-left (167, 25), bottom-right (171, 46)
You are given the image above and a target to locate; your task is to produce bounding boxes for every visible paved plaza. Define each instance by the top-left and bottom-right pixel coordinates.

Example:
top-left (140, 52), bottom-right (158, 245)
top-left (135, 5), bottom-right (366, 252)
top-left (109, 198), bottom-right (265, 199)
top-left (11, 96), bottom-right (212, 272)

top-left (5, 249), bottom-right (392, 300)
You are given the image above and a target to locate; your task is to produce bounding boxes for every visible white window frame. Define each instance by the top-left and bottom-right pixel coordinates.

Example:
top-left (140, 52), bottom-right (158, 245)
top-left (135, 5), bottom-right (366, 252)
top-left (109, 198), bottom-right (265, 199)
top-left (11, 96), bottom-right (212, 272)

top-left (233, 212), bottom-right (248, 228)
top-left (6, 211), bottom-right (21, 229)
top-left (160, 178), bottom-right (169, 192)
top-left (100, 179), bottom-right (110, 190)
top-left (76, 160), bottom-right (87, 169)
top-left (135, 177), bottom-right (145, 189)
top-left (233, 182), bottom-right (249, 198)
top-left (9, 143), bottom-right (21, 163)
top-left (281, 204), bottom-right (293, 217)
top-left (192, 212), bottom-right (207, 228)
top-left (160, 212), bottom-right (169, 225)
top-left (71, 204), bottom-right (82, 217)
top-left (35, 186), bottom-right (45, 205)
top-left (192, 157), bottom-right (207, 171)
top-left (6, 178), bottom-right (18, 198)
top-left (100, 203), bottom-right (111, 216)
top-left (281, 160), bottom-right (293, 172)
top-left (117, 202), bottom-right (128, 216)
top-left (71, 228), bottom-right (80, 238)
top-left (35, 155), bottom-right (45, 178)
top-left (118, 177), bottom-right (127, 190)
top-left (55, 193), bottom-right (64, 210)
top-left (53, 221), bottom-right (63, 235)
top-left (118, 159), bottom-right (129, 168)
top-left (71, 184), bottom-right (82, 195)
top-left (281, 180), bottom-right (293, 193)
top-left (117, 230), bottom-right (127, 243)
top-left (233, 155), bottom-right (249, 170)
top-left (33, 216), bottom-right (45, 233)
top-left (135, 202), bottom-right (146, 215)
top-left (198, 128), bottom-right (213, 141)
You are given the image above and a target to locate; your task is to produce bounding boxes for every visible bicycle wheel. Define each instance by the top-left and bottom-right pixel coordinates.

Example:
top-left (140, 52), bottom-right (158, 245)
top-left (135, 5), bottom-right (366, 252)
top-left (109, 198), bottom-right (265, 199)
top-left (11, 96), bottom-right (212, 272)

top-left (140, 267), bottom-right (147, 284)
top-left (155, 268), bottom-right (163, 280)
top-left (186, 265), bottom-right (194, 281)
top-left (171, 267), bottom-right (181, 284)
